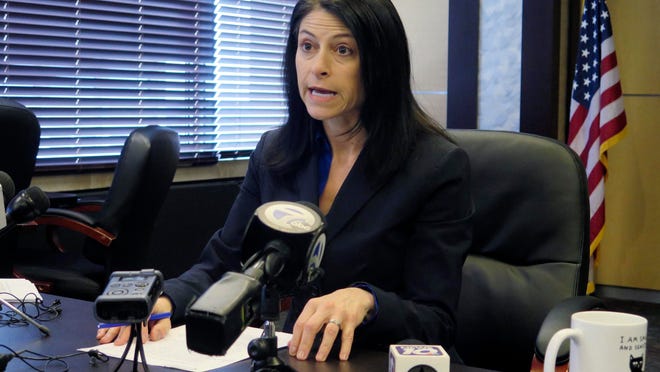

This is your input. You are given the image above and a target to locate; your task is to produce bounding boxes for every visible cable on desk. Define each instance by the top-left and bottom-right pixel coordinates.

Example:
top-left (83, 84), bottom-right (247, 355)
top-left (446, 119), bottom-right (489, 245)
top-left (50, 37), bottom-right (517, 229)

top-left (0, 292), bottom-right (62, 329)
top-left (0, 343), bottom-right (109, 372)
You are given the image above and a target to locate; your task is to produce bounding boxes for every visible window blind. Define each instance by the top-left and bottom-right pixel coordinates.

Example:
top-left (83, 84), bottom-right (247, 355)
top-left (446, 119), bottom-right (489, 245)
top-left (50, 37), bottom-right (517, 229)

top-left (214, 0), bottom-right (295, 159)
top-left (0, 0), bottom-right (296, 171)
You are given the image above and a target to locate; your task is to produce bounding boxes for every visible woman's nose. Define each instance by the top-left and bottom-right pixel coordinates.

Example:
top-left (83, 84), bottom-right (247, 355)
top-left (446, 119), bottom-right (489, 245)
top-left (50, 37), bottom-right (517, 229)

top-left (311, 50), bottom-right (330, 77)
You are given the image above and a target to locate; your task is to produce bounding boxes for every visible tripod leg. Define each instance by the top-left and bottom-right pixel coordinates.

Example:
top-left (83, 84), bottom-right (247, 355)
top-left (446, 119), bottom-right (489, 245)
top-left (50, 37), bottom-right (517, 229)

top-left (127, 323), bottom-right (152, 372)
top-left (113, 326), bottom-right (136, 372)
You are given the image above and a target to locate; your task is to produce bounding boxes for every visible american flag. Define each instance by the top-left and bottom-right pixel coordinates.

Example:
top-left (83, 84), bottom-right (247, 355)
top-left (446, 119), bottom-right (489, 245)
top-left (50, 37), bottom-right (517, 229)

top-left (567, 0), bottom-right (627, 294)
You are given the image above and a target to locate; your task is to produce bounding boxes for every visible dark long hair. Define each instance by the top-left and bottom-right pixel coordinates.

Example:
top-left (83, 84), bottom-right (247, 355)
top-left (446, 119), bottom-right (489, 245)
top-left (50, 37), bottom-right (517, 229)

top-left (266, 0), bottom-right (449, 182)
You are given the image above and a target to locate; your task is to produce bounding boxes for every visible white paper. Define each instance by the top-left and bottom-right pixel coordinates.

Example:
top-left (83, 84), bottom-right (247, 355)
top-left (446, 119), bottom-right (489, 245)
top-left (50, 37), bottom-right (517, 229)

top-left (80, 326), bottom-right (292, 372)
top-left (0, 278), bottom-right (43, 302)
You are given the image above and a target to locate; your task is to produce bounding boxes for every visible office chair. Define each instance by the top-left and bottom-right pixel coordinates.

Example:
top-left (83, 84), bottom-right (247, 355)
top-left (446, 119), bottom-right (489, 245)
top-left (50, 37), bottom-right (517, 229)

top-left (0, 98), bottom-right (40, 277)
top-left (12, 125), bottom-right (180, 300)
top-left (449, 129), bottom-right (596, 372)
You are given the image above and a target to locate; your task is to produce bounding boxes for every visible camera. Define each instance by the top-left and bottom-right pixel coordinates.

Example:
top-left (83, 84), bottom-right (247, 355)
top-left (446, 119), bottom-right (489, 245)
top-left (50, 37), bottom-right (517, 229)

top-left (94, 269), bottom-right (164, 323)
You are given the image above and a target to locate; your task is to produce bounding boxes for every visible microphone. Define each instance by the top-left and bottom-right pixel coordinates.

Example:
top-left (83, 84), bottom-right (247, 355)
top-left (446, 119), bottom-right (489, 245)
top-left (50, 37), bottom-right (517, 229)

top-left (389, 341), bottom-right (450, 372)
top-left (0, 297), bottom-right (50, 336)
top-left (5, 186), bottom-right (50, 226)
top-left (0, 186), bottom-right (50, 239)
top-left (242, 200), bottom-right (326, 289)
top-left (0, 171), bottom-right (15, 229)
top-left (186, 201), bottom-right (326, 356)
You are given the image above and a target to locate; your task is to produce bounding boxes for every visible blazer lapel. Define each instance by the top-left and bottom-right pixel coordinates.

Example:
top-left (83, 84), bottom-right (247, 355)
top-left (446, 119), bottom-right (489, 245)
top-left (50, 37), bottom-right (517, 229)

top-left (295, 149), bottom-right (320, 205)
top-left (324, 152), bottom-right (384, 241)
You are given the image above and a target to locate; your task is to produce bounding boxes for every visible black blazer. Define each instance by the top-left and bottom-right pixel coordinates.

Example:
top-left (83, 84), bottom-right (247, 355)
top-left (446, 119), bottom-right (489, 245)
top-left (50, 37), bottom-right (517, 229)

top-left (165, 129), bottom-right (473, 349)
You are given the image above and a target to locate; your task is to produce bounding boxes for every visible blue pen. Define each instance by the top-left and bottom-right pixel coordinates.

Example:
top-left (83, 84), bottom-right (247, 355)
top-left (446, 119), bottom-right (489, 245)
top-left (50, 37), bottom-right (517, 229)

top-left (97, 312), bottom-right (171, 329)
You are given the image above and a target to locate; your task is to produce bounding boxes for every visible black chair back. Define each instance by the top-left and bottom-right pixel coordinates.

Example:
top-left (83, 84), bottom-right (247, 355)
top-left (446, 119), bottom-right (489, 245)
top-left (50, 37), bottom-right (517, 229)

top-left (0, 98), bottom-right (40, 192)
top-left (450, 129), bottom-right (590, 372)
top-left (85, 125), bottom-right (181, 274)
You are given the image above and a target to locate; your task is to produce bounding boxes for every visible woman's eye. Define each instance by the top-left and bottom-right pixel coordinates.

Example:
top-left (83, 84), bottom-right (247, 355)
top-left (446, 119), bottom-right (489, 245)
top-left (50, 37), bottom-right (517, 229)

top-left (301, 42), bottom-right (312, 51)
top-left (337, 45), bottom-right (351, 55)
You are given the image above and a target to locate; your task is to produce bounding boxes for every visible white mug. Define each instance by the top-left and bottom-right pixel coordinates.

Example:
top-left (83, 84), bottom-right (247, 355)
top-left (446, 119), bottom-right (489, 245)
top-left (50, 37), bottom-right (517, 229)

top-left (544, 310), bottom-right (647, 372)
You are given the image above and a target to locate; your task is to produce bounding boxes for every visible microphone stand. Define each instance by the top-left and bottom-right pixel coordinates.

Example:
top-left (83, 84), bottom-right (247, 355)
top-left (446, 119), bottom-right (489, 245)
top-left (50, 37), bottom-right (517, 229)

top-left (113, 321), bottom-right (150, 372)
top-left (247, 280), bottom-right (294, 371)
top-left (0, 297), bottom-right (50, 336)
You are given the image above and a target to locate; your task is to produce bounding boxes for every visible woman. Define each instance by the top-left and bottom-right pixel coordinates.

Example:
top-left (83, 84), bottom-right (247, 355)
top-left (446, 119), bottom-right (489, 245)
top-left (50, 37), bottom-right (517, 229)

top-left (98, 0), bottom-right (473, 363)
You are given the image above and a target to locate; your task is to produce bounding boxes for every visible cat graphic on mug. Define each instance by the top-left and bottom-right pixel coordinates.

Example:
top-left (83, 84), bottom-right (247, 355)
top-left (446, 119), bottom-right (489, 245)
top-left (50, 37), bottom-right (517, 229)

top-left (629, 354), bottom-right (644, 372)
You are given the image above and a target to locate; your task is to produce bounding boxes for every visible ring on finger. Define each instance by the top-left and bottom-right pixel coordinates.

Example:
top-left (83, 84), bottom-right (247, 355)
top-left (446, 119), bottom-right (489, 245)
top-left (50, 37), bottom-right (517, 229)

top-left (328, 319), bottom-right (342, 329)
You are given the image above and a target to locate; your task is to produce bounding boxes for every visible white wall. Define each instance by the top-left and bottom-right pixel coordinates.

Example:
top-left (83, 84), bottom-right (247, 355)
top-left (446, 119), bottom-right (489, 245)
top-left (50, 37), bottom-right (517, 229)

top-left (392, 0), bottom-right (449, 126)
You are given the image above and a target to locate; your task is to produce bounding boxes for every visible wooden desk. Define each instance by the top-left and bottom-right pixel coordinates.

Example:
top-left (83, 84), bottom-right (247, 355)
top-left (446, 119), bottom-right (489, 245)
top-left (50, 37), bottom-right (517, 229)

top-left (0, 295), bottom-right (494, 371)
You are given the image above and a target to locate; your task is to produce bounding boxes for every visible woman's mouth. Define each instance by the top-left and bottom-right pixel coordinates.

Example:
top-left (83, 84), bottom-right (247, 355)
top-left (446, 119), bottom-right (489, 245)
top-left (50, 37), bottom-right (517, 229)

top-left (310, 88), bottom-right (336, 97)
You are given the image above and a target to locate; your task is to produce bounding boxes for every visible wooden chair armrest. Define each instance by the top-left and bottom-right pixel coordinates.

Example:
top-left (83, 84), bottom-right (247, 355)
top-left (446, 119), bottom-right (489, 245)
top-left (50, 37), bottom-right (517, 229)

top-left (34, 215), bottom-right (116, 247)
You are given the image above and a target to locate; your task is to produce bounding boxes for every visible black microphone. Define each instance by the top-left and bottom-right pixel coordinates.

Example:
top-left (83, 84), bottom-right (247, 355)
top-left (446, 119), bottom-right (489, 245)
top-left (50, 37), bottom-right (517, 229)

top-left (1, 186), bottom-right (50, 239)
top-left (5, 186), bottom-right (50, 226)
top-left (0, 171), bottom-right (15, 229)
top-left (0, 297), bottom-right (50, 336)
top-left (185, 201), bottom-right (326, 356)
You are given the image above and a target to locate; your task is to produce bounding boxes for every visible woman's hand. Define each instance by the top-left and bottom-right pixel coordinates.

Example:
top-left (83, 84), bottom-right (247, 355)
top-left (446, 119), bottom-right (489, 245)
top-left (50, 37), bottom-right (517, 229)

top-left (288, 287), bottom-right (375, 362)
top-left (96, 296), bottom-right (174, 346)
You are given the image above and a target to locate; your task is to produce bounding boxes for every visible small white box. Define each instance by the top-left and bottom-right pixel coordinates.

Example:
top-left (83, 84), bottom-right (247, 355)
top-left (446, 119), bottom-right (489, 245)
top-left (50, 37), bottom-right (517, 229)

top-left (388, 344), bottom-right (450, 372)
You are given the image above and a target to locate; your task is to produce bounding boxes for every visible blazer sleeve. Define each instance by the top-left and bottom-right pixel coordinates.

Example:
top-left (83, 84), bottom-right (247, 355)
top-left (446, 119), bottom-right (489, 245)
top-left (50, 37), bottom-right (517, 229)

top-left (355, 145), bottom-right (473, 349)
top-left (163, 134), bottom-right (267, 323)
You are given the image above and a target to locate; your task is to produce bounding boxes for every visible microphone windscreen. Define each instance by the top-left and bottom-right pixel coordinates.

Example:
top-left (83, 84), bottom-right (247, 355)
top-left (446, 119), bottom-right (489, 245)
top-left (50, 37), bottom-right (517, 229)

top-left (6, 186), bottom-right (51, 225)
top-left (388, 344), bottom-right (450, 372)
top-left (0, 171), bottom-right (15, 201)
top-left (25, 186), bottom-right (51, 213)
top-left (241, 201), bottom-right (325, 291)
